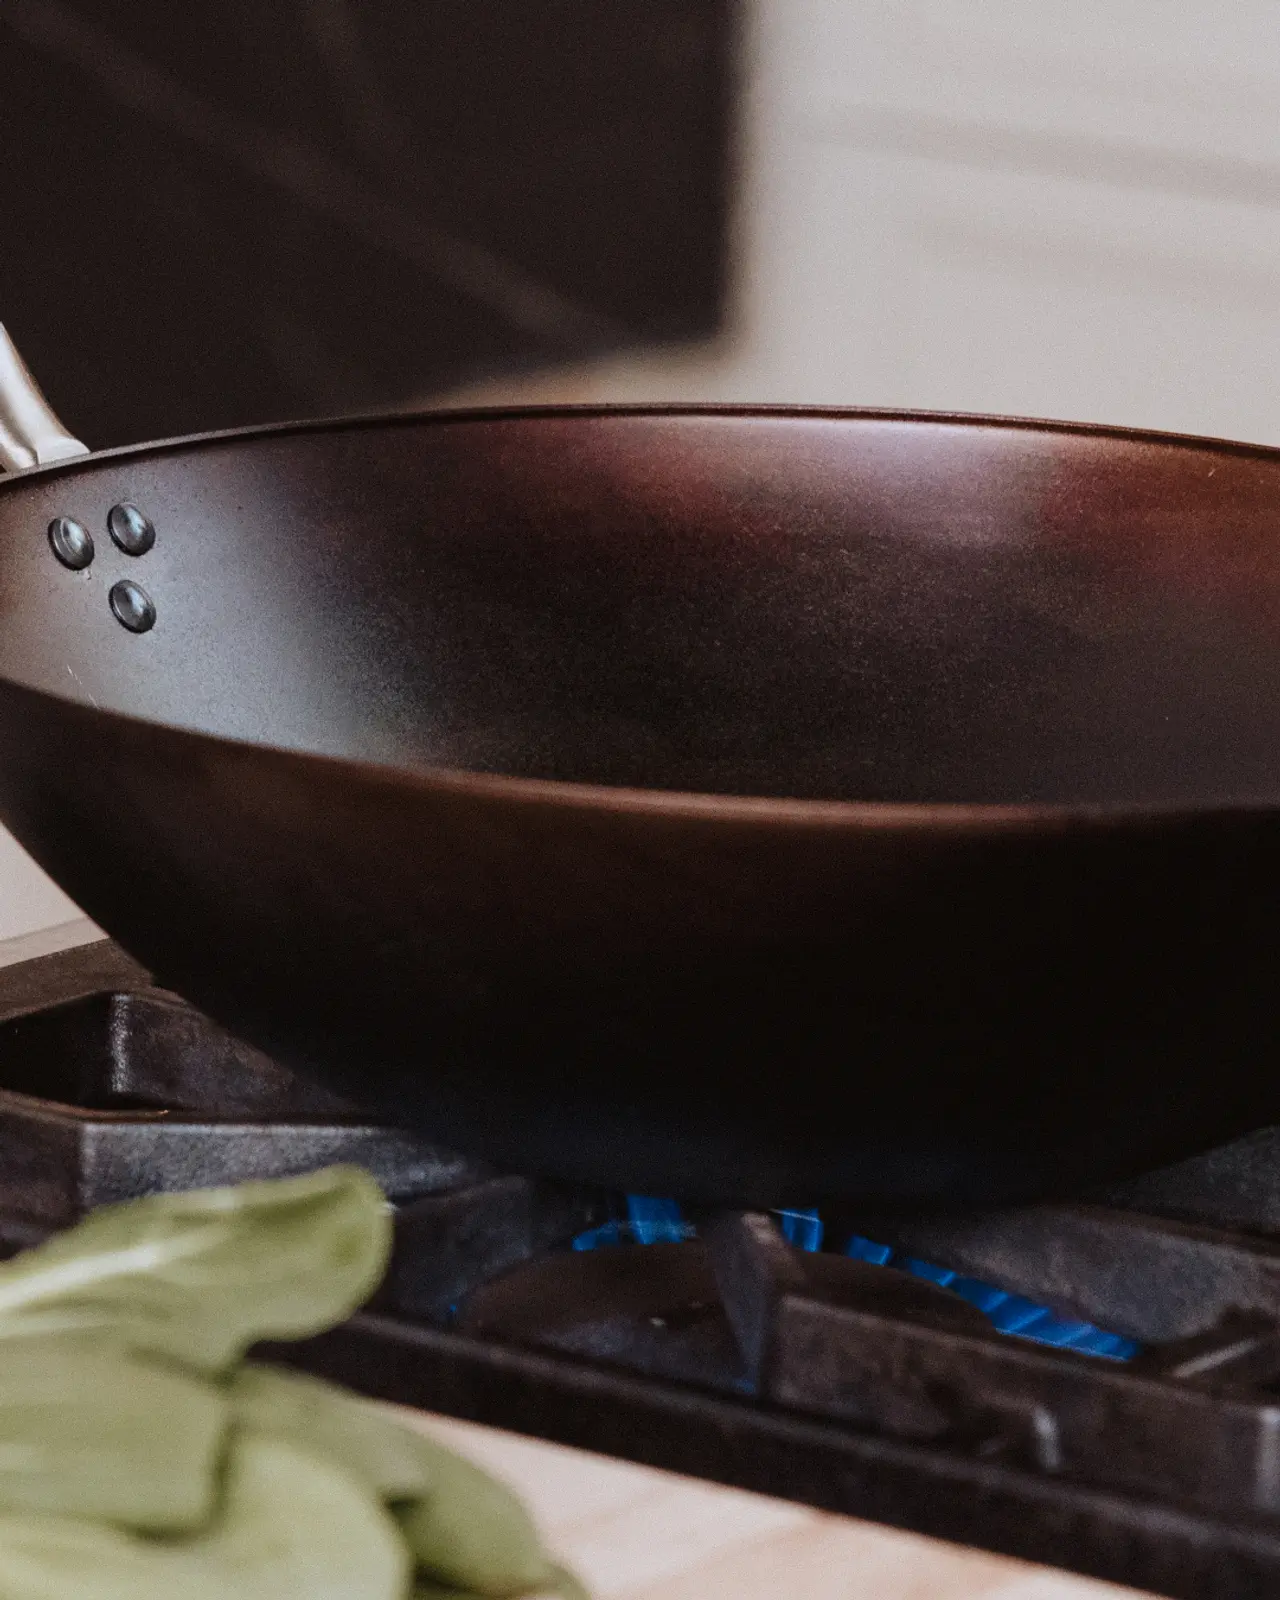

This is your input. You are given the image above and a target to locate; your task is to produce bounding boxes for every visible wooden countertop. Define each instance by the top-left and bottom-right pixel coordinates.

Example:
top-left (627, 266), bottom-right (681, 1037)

top-left (402, 1409), bottom-right (1155, 1600)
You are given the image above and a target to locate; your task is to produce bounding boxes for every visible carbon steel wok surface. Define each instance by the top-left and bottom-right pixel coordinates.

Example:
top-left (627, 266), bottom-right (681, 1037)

top-left (0, 407), bottom-right (1278, 1210)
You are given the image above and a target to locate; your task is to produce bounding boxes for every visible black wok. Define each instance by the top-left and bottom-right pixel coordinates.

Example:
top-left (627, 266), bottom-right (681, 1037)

top-left (2, 325), bottom-right (1280, 1213)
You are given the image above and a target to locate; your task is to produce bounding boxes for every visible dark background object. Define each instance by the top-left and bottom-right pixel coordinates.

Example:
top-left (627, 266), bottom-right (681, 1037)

top-left (0, 0), bottom-right (735, 446)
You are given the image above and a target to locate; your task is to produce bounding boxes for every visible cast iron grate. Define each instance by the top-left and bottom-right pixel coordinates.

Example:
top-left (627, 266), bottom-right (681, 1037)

top-left (3, 940), bottom-right (1280, 1598)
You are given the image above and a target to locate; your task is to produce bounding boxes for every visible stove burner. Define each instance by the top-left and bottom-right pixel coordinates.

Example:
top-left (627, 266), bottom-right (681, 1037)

top-left (574, 1196), bottom-right (1140, 1360)
top-left (457, 1239), bottom-right (989, 1399)
top-left (6, 939), bottom-right (1280, 1599)
top-left (462, 1241), bottom-right (744, 1390)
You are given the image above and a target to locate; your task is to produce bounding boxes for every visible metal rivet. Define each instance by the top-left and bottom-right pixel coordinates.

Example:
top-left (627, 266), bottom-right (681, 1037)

top-left (47, 516), bottom-right (94, 570)
top-left (108, 579), bottom-right (156, 633)
top-left (107, 502), bottom-right (155, 556)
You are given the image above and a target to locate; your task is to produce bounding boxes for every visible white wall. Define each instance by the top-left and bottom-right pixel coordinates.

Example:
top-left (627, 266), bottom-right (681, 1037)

top-left (8, 1), bottom-right (1280, 944)
top-left (451, 0), bottom-right (1280, 448)
top-left (0, 834), bottom-right (81, 944)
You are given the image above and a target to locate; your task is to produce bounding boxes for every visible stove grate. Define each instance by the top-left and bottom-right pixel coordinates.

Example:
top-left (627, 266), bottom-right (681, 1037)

top-left (1, 940), bottom-right (1278, 1599)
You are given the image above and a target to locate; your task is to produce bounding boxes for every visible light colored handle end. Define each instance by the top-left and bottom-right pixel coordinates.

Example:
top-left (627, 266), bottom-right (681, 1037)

top-left (0, 324), bottom-right (89, 472)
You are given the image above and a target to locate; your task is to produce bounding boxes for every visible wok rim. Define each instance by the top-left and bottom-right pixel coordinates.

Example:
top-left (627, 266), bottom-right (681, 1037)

top-left (5, 396), bottom-right (1280, 480)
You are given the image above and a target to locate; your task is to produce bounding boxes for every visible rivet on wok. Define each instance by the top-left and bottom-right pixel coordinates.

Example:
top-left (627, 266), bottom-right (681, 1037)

top-left (107, 502), bottom-right (155, 555)
top-left (109, 579), bottom-right (156, 633)
top-left (47, 516), bottom-right (94, 570)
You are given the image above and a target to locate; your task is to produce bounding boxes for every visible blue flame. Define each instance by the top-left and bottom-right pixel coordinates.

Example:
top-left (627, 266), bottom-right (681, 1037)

top-left (575, 1200), bottom-right (1138, 1360)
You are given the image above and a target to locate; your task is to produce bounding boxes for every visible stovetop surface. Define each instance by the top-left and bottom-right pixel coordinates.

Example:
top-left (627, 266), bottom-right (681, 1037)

top-left (4, 939), bottom-right (1280, 1600)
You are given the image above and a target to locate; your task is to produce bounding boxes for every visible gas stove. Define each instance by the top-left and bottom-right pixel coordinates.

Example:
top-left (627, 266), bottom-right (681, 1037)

top-left (2, 941), bottom-right (1279, 1599)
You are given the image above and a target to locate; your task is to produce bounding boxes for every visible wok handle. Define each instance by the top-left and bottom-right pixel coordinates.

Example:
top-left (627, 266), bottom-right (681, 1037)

top-left (0, 324), bottom-right (89, 472)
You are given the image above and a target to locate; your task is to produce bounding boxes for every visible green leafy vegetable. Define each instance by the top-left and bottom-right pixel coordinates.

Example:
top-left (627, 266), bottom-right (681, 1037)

top-left (0, 1431), bottom-right (408, 1600)
top-left (231, 1365), bottom-right (588, 1597)
top-left (0, 1165), bottom-right (390, 1373)
top-left (0, 1327), bottom-right (224, 1530)
top-left (393, 1431), bottom-right (568, 1598)
top-left (229, 1365), bottom-right (429, 1502)
top-left (0, 1164), bottom-right (584, 1597)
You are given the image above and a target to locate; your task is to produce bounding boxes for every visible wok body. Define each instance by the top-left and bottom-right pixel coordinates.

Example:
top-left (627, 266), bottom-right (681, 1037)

top-left (0, 408), bottom-right (1278, 1210)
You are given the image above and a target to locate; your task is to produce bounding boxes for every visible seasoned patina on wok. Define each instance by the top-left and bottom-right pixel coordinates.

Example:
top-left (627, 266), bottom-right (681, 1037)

top-left (2, 325), bottom-right (1279, 1211)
